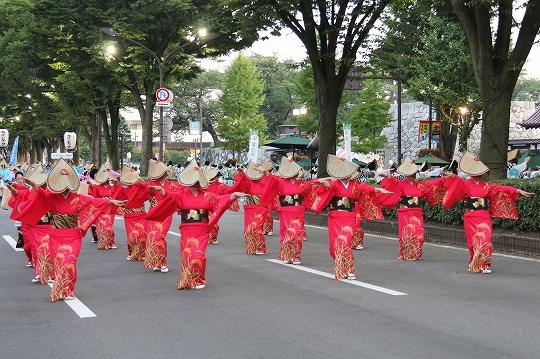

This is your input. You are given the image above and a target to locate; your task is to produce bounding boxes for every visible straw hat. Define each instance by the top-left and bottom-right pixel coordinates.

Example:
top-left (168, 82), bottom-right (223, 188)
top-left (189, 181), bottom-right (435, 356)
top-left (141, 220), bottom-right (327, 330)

top-left (507, 149), bottom-right (520, 162)
top-left (94, 163), bottom-right (116, 184)
top-left (83, 163), bottom-right (94, 170)
top-left (445, 159), bottom-right (458, 171)
top-left (0, 159), bottom-right (7, 168)
top-left (278, 157), bottom-right (302, 179)
top-left (202, 166), bottom-right (221, 180)
top-left (327, 154), bottom-right (359, 179)
top-left (27, 165), bottom-right (47, 186)
top-left (397, 157), bottom-right (419, 176)
top-left (148, 159), bottom-right (169, 180)
top-left (119, 166), bottom-right (141, 185)
top-left (246, 160), bottom-right (273, 180)
top-left (365, 159), bottom-right (378, 171)
top-left (459, 151), bottom-right (489, 176)
top-left (178, 159), bottom-right (208, 188)
top-left (229, 168), bottom-right (238, 179)
top-left (46, 158), bottom-right (80, 193)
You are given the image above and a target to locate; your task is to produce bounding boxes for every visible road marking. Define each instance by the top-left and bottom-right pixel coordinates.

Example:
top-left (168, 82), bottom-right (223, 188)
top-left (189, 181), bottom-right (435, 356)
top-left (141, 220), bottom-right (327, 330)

top-left (3, 235), bottom-right (24, 252)
top-left (304, 224), bottom-right (540, 263)
top-left (267, 259), bottom-right (407, 296)
top-left (168, 230), bottom-right (180, 237)
top-left (47, 282), bottom-right (96, 318)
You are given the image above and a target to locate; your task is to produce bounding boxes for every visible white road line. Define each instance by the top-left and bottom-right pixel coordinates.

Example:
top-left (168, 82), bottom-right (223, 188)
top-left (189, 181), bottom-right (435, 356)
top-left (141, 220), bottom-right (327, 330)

top-left (267, 259), bottom-right (407, 296)
top-left (304, 224), bottom-right (540, 263)
top-left (168, 230), bottom-right (180, 237)
top-left (47, 282), bottom-right (96, 318)
top-left (3, 235), bottom-right (24, 252)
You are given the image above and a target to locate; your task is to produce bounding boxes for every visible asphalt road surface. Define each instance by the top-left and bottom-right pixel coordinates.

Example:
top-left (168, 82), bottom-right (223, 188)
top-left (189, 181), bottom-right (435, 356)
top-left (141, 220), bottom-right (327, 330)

top-left (1, 208), bottom-right (539, 359)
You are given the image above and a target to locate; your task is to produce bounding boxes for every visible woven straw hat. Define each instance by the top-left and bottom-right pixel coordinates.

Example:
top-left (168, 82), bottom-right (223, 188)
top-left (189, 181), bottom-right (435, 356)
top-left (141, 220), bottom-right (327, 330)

top-left (119, 166), bottom-right (141, 185)
top-left (459, 151), bottom-right (489, 176)
top-left (398, 157), bottom-right (419, 176)
top-left (507, 149), bottom-right (520, 162)
top-left (148, 159), bottom-right (169, 180)
top-left (83, 163), bottom-right (94, 170)
top-left (46, 158), bottom-right (80, 193)
top-left (178, 159), bottom-right (208, 188)
top-left (246, 160), bottom-right (273, 180)
top-left (278, 157), bottom-right (301, 179)
top-left (229, 168), bottom-right (238, 179)
top-left (327, 154), bottom-right (359, 179)
top-left (27, 165), bottom-right (47, 186)
top-left (94, 163), bottom-right (116, 184)
top-left (203, 166), bottom-right (221, 180)
top-left (445, 159), bottom-right (458, 171)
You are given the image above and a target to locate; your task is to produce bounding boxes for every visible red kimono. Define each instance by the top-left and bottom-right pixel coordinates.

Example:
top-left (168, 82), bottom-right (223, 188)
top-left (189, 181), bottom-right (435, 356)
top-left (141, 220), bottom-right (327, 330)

top-left (8, 183), bottom-right (34, 266)
top-left (88, 181), bottom-right (123, 250)
top-left (205, 181), bottom-right (230, 244)
top-left (14, 188), bottom-right (110, 301)
top-left (117, 182), bottom-right (151, 261)
top-left (146, 187), bottom-right (233, 289)
top-left (269, 175), bottom-right (315, 263)
top-left (235, 172), bottom-right (275, 255)
top-left (144, 179), bottom-right (181, 269)
top-left (443, 177), bottom-right (520, 273)
top-left (313, 180), bottom-right (379, 280)
top-left (381, 176), bottom-right (445, 260)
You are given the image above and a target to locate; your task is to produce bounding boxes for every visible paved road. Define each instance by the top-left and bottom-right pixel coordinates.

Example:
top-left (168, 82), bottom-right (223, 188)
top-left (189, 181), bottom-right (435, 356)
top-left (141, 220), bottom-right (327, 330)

top-left (1, 208), bottom-right (539, 359)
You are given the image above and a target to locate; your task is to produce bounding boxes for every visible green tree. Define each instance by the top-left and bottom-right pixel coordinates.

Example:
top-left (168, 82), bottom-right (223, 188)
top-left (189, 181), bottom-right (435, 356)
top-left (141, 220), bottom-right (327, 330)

top-left (251, 55), bottom-right (298, 137)
top-left (218, 54), bottom-right (267, 158)
top-left (223, 0), bottom-right (391, 176)
top-left (513, 76), bottom-right (540, 107)
top-left (348, 80), bottom-right (393, 153)
top-left (448, 0), bottom-right (540, 179)
top-left (293, 65), bottom-right (319, 136)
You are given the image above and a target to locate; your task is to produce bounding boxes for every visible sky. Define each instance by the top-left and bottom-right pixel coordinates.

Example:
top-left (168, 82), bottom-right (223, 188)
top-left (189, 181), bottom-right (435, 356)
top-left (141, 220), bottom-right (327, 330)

top-left (203, 28), bottom-right (540, 79)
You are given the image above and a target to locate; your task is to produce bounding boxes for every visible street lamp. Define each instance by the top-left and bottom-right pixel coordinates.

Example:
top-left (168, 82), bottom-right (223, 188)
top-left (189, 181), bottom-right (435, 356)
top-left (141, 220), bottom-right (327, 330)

top-left (101, 27), bottom-right (215, 162)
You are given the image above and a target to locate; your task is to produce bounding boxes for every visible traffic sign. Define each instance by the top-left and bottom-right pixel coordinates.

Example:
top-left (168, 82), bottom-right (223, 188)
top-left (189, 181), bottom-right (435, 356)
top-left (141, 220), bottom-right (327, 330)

top-left (156, 88), bottom-right (173, 103)
top-left (51, 152), bottom-right (74, 159)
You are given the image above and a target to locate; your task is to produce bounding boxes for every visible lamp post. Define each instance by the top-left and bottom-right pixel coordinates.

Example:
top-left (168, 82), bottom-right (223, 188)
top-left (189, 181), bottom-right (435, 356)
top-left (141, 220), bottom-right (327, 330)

top-left (102, 27), bottom-right (213, 162)
top-left (459, 106), bottom-right (469, 152)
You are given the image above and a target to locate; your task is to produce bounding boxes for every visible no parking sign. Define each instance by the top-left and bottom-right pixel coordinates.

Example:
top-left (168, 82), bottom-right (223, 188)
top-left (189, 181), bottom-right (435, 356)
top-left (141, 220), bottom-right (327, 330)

top-left (156, 87), bottom-right (173, 107)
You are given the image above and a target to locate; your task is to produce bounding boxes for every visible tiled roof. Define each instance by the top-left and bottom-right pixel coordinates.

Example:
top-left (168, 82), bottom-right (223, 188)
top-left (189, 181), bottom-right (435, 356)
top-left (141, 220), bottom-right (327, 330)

top-left (520, 107), bottom-right (540, 128)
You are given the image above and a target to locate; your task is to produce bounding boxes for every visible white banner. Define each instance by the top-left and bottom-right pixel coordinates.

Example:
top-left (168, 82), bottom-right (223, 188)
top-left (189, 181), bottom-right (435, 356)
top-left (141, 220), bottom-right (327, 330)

top-left (343, 124), bottom-right (352, 160)
top-left (248, 130), bottom-right (259, 162)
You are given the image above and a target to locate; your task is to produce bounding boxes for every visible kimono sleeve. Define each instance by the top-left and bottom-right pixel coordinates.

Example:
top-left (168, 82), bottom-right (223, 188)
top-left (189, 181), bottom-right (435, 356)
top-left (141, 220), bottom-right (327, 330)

top-left (207, 192), bottom-right (237, 228)
top-left (311, 182), bottom-right (335, 214)
top-left (442, 175), bottom-right (465, 209)
top-left (146, 191), bottom-right (178, 222)
top-left (489, 184), bottom-right (519, 219)
top-left (354, 182), bottom-right (383, 221)
top-left (422, 177), bottom-right (446, 206)
top-left (10, 187), bottom-right (50, 225)
top-left (77, 194), bottom-right (112, 232)
top-left (379, 176), bottom-right (402, 209)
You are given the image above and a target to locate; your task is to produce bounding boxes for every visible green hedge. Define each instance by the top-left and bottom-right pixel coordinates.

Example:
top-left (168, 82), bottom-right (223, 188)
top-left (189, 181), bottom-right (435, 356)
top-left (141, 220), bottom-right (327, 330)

top-left (381, 177), bottom-right (540, 232)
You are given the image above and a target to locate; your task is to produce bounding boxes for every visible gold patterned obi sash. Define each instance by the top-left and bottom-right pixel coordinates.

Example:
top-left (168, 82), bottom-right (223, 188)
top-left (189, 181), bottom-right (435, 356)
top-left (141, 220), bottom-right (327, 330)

top-left (279, 194), bottom-right (304, 207)
top-left (399, 196), bottom-right (421, 208)
top-left (180, 209), bottom-right (209, 223)
top-left (246, 195), bottom-right (261, 206)
top-left (50, 213), bottom-right (78, 229)
top-left (124, 205), bottom-right (145, 214)
top-left (37, 213), bottom-right (53, 225)
top-left (327, 196), bottom-right (354, 212)
top-left (150, 197), bottom-right (158, 207)
top-left (464, 197), bottom-right (489, 211)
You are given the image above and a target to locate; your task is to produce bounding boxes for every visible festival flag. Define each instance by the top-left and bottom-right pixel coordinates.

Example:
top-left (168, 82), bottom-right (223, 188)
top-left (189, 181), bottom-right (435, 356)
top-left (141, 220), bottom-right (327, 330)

top-left (9, 136), bottom-right (18, 165)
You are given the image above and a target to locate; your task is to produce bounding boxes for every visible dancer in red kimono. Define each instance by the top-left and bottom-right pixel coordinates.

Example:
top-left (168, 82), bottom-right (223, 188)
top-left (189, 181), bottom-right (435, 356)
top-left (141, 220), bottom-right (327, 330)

top-left (379, 157), bottom-right (446, 260)
top-left (8, 166), bottom-right (55, 284)
top-left (313, 155), bottom-right (391, 280)
top-left (145, 160), bottom-right (180, 273)
top-left (118, 166), bottom-right (152, 262)
top-left (7, 171), bottom-right (34, 267)
top-left (88, 164), bottom-right (123, 250)
top-left (443, 152), bottom-right (534, 274)
top-left (15, 159), bottom-right (125, 301)
top-left (265, 157), bottom-right (316, 264)
top-left (147, 159), bottom-right (245, 289)
top-left (234, 160), bottom-right (275, 255)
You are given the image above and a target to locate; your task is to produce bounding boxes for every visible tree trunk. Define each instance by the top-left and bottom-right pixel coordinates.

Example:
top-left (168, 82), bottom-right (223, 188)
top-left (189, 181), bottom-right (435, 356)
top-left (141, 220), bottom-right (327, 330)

top-left (479, 90), bottom-right (513, 179)
top-left (315, 80), bottom-right (342, 178)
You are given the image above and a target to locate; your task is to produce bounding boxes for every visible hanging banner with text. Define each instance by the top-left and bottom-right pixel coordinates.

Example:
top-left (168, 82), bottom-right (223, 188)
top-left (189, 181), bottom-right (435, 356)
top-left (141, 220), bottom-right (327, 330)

top-left (189, 121), bottom-right (201, 136)
top-left (248, 130), bottom-right (259, 162)
top-left (343, 124), bottom-right (352, 160)
top-left (418, 120), bottom-right (441, 144)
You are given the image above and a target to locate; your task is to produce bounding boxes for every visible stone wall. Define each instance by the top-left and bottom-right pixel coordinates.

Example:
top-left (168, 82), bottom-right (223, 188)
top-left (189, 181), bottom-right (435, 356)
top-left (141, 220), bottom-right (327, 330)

top-left (382, 101), bottom-right (538, 162)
